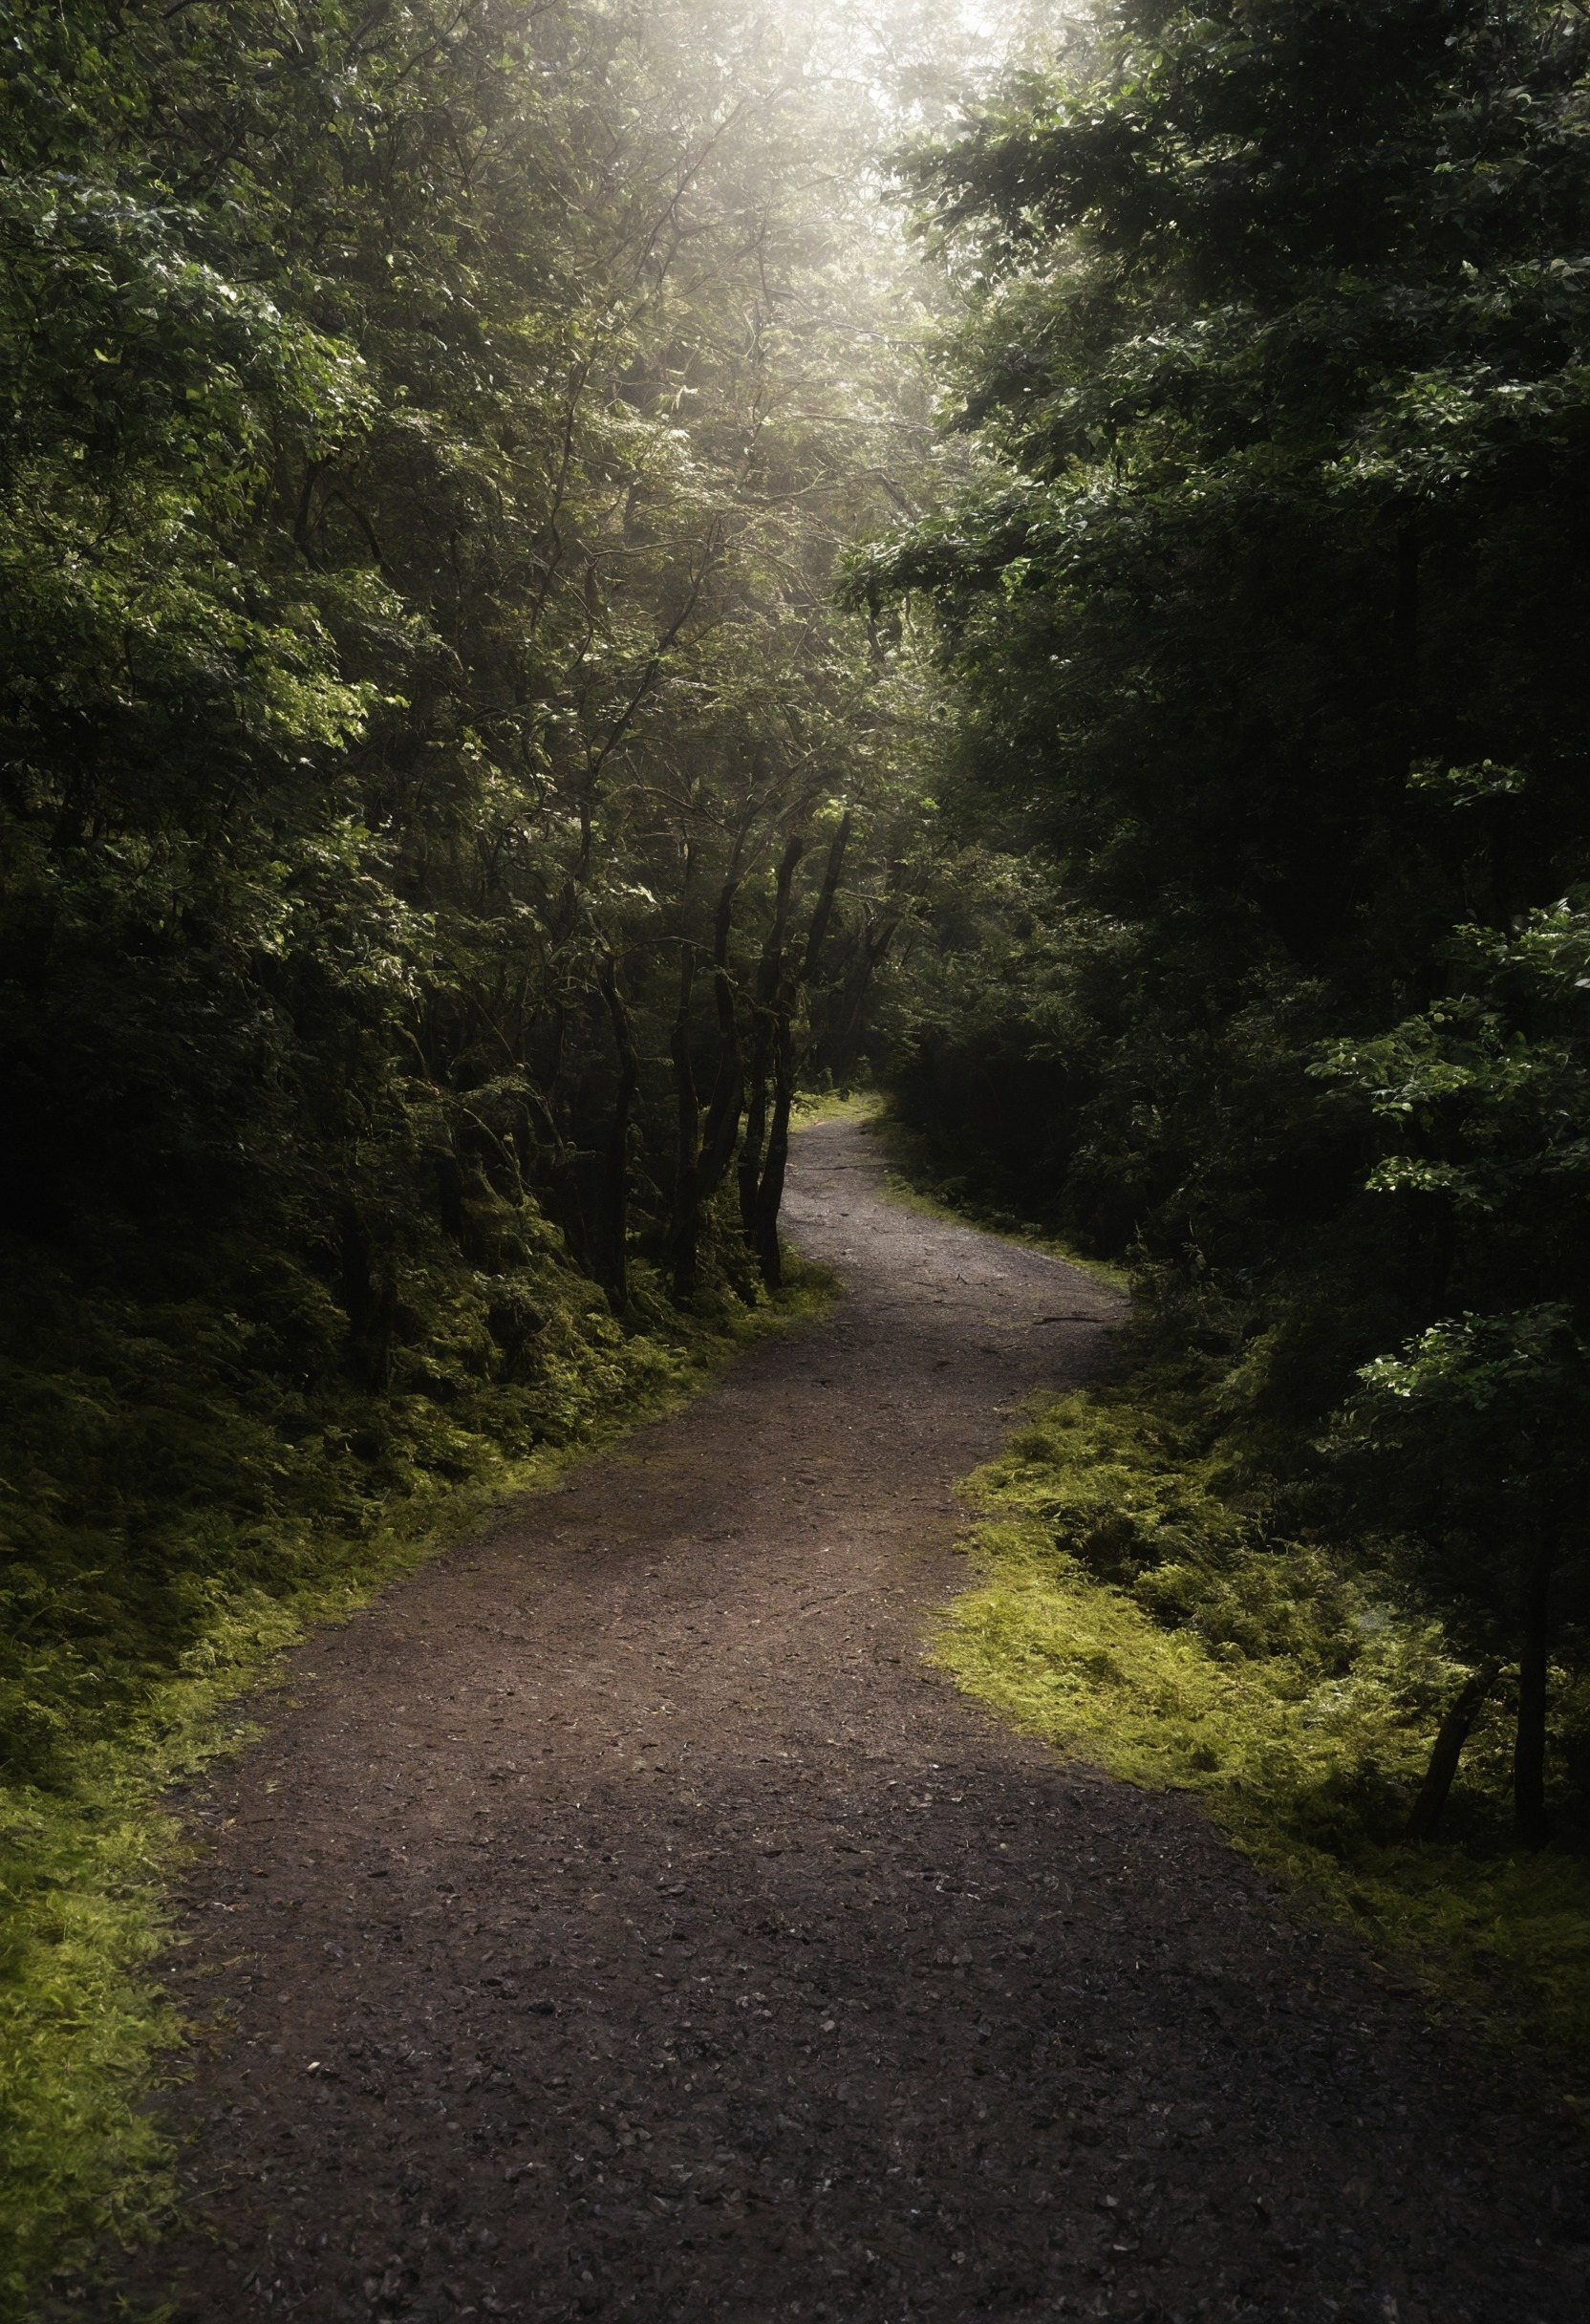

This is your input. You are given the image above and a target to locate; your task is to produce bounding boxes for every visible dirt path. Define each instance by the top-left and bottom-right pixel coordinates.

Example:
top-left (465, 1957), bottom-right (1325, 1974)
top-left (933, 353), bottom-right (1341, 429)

top-left (106, 1119), bottom-right (1582, 2323)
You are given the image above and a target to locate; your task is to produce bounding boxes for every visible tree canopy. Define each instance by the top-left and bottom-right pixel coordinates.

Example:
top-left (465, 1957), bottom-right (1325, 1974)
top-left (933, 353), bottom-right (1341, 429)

top-left (11, 0), bottom-right (1590, 2294)
top-left (0, 0), bottom-right (976, 1807)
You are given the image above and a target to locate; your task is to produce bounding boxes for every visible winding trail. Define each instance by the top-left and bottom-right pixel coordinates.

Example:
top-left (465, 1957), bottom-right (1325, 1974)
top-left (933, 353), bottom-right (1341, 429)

top-left (110, 1120), bottom-right (1581, 2322)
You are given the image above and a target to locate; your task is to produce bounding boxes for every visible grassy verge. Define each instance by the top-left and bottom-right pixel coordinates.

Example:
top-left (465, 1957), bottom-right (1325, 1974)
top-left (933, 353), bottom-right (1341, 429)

top-left (935, 1377), bottom-right (1590, 2108)
top-left (1, 1247), bottom-right (833, 2319)
top-left (787, 1087), bottom-right (883, 1130)
top-left (866, 1117), bottom-right (1590, 2086)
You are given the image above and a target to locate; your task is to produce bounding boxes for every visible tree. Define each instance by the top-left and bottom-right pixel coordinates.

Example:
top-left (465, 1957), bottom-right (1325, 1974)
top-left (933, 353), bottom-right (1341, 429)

top-left (0, 0), bottom-right (956, 1796)
top-left (858, 0), bottom-right (1590, 1827)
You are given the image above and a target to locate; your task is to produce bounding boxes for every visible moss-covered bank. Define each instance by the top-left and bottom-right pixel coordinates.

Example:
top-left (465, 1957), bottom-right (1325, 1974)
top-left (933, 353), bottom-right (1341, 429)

top-left (0, 1232), bottom-right (831, 2319)
top-left (935, 1379), bottom-right (1590, 2107)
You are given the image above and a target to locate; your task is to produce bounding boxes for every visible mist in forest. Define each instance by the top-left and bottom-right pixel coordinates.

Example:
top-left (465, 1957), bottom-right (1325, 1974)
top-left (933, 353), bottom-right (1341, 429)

top-left (6, 2), bottom-right (1590, 2301)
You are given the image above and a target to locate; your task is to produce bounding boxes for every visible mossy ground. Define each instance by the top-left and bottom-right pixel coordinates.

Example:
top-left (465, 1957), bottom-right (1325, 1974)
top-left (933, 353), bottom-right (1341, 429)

top-left (0, 1242), bottom-right (833, 2320)
top-left (787, 1087), bottom-right (882, 1130)
top-left (867, 1129), bottom-right (1590, 2096)
top-left (935, 1381), bottom-right (1590, 2113)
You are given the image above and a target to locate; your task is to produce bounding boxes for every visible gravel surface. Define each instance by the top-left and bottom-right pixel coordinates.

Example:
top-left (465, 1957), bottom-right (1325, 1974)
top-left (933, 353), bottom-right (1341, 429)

top-left (101, 1117), bottom-right (1586, 2321)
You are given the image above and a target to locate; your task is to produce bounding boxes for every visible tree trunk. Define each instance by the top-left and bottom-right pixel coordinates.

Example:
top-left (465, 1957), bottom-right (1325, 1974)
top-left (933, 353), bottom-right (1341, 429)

top-left (698, 873), bottom-right (744, 1202)
top-left (754, 1009), bottom-right (795, 1288)
top-left (1405, 1659), bottom-right (1500, 1840)
top-left (731, 815), bottom-right (857, 1284)
top-left (792, 812), bottom-right (852, 1083)
top-left (1515, 1523), bottom-right (1558, 1849)
top-left (668, 940), bottom-right (700, 1303)
top-left (737, 833), bottom-right (805, 1237)
top-left (820, 911), bottom-right (901, 1083)
top-left (800, 811), bottom-right (851, 984)
top-left (737, 1028), bottom-right (770, 1238)
top-left (598, 958), bottom-right (640, 1313)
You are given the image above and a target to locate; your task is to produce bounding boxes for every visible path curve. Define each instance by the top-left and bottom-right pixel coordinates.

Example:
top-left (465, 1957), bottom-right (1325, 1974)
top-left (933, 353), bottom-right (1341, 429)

top-left (108, 1119), bottom-right (1581, 2321)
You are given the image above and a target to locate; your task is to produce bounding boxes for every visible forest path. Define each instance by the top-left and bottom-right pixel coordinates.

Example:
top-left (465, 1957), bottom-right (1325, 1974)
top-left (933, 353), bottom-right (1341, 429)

top-left (109, 1119), bottom-right (1579, 2323)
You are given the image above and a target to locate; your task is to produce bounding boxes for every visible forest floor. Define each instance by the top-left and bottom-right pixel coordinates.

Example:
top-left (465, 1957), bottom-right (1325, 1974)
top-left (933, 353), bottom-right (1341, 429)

top-left (95, 1118), bottom-right (1584, 2324)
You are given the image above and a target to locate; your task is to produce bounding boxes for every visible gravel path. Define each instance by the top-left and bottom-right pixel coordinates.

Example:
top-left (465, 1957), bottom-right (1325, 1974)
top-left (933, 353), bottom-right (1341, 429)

top-left (104, 1118), bottom-right (1585, 2322)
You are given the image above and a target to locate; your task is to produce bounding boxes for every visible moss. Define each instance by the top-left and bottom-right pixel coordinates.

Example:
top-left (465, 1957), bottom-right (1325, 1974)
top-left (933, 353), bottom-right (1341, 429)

top-left (935, 1377), bottom-right (1590, 2105)
top-left (0, 1239), bottom-right (834, 2318)
top-left (787, 1087), bottom-right (882, 1130)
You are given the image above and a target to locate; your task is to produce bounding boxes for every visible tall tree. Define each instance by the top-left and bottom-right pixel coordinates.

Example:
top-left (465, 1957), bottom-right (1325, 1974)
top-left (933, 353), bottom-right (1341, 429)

top-left (0, 0), bottom-right (955, 1799)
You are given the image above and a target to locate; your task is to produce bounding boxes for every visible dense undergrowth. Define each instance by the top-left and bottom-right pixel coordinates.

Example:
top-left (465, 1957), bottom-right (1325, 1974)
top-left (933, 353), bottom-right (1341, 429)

top-left (934, 1361), bottom-right (1590, 2106)
top-left (869, 1111), bottom-right (1590, 2083)
top-left (0, 1217), bottom-right (831, 2317)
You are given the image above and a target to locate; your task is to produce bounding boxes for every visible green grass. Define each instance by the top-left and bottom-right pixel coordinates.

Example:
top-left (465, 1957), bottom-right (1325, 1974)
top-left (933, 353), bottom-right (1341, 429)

top-left (866, 1115), bottom-right (1590, 2083)
top-left (787, 1087), bottom-right (883, 1130)
top-left (0, 1243), bottom-right (834, 2319)
top-left (935, 1380), bottom-right (1590, 2109)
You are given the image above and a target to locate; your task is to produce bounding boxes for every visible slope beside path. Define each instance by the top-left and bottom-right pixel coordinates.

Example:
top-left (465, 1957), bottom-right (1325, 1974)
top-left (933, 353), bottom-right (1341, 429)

top-left (104, 1119), bottom-right (1580, 2322)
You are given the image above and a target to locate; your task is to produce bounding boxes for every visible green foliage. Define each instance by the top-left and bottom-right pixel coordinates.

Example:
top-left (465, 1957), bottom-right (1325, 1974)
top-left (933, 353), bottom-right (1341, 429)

top-left (0, 0), bottom-right (953, 1790)
top-left (0, 1227), bottom-right (833, 2315)
top-left (966, 1381), bottom-right (1364, 1687)
top-left (1, 1220), bottom-right (741, 1787)
top-left (0, 0), bottom-right (944, 1291)
top-left (864, 0), bottom-right (1590, 1828)
top-left (939, 1376), bottom-right (1590, 2087)
top-left (0, 0), bottom-right (967, 2297)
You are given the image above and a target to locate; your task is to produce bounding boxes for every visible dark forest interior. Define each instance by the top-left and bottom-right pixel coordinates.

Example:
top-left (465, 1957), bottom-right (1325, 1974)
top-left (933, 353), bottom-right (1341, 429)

top-left (5, 2), bottom-right (1590, 2311)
